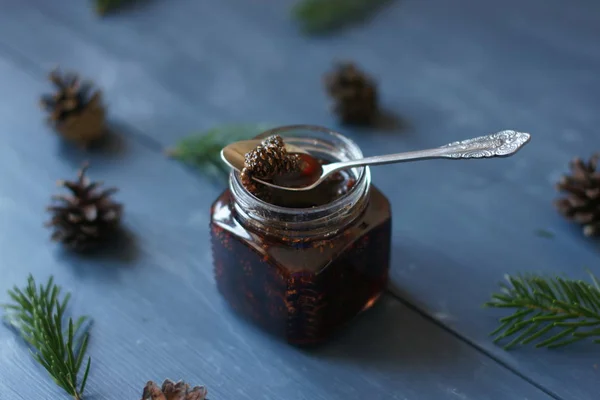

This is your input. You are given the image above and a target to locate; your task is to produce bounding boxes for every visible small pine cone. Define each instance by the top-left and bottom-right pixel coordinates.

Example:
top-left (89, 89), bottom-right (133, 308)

top-left (554, 153), bottom-right (600, 237)
top-left (240, 168), bottom-right (259, 194)
top-left (40, 68), bottom-right (95, 122)
top-left (45, 163), bottom-right (122, 251)
top-left (245, 143), bottom-right (283, 179)
top-left (261, 134), bottom-right (285, 148)
top-left (323, 62), bottom-right (378, 125)
top-left (244, 135), bottom-right (299, 178)
top-left (40, 67), bottom-right (106, 146)
top-left (241, 135), bottom-right (300, 198)
top-left (141, 379), bottom-right (208, 400)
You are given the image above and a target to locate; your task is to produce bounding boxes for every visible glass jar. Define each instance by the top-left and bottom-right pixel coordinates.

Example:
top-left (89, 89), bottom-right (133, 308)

top-left (210, 125), bottom-right (391, 345)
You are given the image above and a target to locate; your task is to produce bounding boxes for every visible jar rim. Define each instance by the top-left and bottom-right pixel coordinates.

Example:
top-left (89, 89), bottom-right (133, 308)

top-left (229, 124), bottom-right (371, 238)
top-left (234, 124), bottom-right (367, 213)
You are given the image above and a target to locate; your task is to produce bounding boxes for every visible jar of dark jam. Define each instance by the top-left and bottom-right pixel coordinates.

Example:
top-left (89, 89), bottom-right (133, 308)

top-left (210, 125), bottom-right (391, 346)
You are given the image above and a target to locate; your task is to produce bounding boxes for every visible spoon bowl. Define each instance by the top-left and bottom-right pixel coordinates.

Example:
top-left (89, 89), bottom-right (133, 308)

top-left (221, 130), bottom-right (531, 192)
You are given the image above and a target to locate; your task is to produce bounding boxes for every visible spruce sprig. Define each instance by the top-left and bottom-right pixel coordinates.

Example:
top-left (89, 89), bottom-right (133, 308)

top-left (165, 123), bottom-right (273, 182)
top-left (485, 272), bottom-right (600, 349)
top-left (1, 275), bottom-right (91, 400)
top-left (95, 0), bottom-right (140, 15)
top-left (292, 0), bottom-right (391, 34)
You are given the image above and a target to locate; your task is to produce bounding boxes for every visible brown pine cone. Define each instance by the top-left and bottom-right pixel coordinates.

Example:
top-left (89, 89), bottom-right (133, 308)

top-left (241, 135), bottom-right (300, 197)
top-left (554, 153), bottom-right (600, 236)
top-left (243, 135), bottom-right (299, 179)
top-left (40, 68), bottom-right (106, 146)
top-left (323, 62), bottom-right (378, 125)
top-left (141, 379), bottom-right (208, 400)
top-left (45, 163), bottom-right (122, 251)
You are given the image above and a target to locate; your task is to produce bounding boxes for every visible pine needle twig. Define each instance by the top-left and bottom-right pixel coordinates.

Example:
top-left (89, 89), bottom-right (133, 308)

top-left (1, 275), bottom-right (92, 400)
top-left (165, 123), bottom-right (273, 182)
top-left (292, 0), bottom-right (391, 35)
top-left (95, 0), bottom-right (141, 16)
top-left (485, 271), bottom-right (600, 349)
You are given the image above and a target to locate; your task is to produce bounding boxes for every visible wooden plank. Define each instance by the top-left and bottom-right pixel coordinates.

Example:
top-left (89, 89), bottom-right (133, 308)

top-left (1, 0), bottom-right (307, 137)
top-left (1, 0), bottom-right (599, 398)
top-left (0, 52), bottom-right (552, 399)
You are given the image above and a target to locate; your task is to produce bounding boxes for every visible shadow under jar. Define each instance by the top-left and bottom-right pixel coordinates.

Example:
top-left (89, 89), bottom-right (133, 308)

top-left (210, 125), bottom-right (391, 346)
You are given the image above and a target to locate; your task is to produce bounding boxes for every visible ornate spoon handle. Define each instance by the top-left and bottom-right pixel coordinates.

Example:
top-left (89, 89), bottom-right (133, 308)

top-left (325, 130), bottom-right (531, 173)
top-left (437, 130), bottom-right (531, 158)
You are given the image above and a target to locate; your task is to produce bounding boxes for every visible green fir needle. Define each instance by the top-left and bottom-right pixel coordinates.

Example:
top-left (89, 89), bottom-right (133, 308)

top-left (95, 0), bottom-right (139, 15)
top-left (1, 275), bottom-right (92, 400)
top-left (292, 0), bottom-right (391, 34)
top-left (485, 271), bottom-right (600, 349)
top-left (165, 123), bottom-right (274, 183)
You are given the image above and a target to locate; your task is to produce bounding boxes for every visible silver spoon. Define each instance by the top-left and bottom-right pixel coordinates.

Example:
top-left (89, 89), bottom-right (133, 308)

top-left (221, 130), bottom-right (531, 192)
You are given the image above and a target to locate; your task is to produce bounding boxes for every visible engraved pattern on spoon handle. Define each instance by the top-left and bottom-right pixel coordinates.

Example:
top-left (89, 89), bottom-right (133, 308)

top-left (325, 130), bottom-right (531, 173)
top-left (438, 130), bottom-right (531, 158)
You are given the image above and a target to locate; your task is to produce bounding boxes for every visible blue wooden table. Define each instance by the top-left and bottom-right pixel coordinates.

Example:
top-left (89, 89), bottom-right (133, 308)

top-left (1, 1), bottom-right (599, 399)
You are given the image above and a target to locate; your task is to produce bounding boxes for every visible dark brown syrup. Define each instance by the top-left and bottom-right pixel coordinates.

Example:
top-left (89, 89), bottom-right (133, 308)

top-left (210, 177), bottom-right (391, 345)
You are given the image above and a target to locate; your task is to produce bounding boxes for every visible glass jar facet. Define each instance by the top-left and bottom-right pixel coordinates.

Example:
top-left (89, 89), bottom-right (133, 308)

top-left (210, 125), bottom-right (391, 345)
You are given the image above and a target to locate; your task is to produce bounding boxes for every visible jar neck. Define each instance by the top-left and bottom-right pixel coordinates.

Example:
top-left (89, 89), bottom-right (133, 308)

top-left (229, 167), bottom-right (371, 240)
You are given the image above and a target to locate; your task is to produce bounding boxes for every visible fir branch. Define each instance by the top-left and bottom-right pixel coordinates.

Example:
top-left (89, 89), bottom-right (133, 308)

top-left (485, 272), bottom-right (600, 349)
top-left (1, 275), bottom-right (91, 400)
top-left (165, 123), bottom-right (273, 182)
top-left (292, 0), bottom-right (391, 35)
top-left (95, 0), bottom-right (141, 16)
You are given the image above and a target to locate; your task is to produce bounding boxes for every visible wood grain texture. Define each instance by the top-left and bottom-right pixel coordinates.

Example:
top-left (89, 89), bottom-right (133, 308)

top-left (0, 0), bottom-right (598, 398)
top-left (0, 27), bottom-right (553, 400)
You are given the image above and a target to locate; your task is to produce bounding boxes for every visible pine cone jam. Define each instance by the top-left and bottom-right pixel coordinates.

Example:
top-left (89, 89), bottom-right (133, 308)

top-left (239, 135), bottom-right (301, 199)
top-left (210, 126), bottom-right (391, 345)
